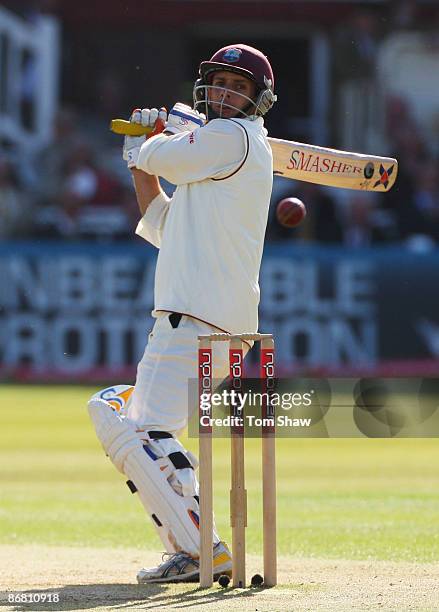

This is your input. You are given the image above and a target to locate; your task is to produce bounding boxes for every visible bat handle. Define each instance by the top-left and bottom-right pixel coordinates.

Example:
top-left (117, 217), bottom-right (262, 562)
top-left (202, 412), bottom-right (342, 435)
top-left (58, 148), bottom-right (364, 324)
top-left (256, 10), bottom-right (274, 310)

top-left (110, 119), bottom-right (153, 137)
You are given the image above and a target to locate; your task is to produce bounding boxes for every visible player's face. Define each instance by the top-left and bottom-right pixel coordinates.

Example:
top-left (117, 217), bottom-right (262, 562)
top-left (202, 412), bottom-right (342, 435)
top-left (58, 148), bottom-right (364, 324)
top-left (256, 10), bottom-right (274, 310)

top-left (208, 71), bottom-right (257, 118)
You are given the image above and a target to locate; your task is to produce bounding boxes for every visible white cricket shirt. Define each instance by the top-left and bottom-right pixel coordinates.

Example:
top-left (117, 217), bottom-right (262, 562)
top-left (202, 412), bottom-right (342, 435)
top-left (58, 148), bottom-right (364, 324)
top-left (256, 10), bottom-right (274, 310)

top-left (135, 117), bottom-right (273, 334)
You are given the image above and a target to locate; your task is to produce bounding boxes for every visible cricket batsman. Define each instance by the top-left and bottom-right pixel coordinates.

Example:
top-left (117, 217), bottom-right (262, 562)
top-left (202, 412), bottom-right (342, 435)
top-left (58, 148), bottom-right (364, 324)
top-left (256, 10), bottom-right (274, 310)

top-left (88, 44), bottom-right (276, 583)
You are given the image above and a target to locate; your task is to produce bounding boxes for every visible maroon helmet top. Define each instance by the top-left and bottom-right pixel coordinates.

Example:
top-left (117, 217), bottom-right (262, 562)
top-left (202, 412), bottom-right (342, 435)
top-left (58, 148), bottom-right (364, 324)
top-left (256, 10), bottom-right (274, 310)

top-left (199, 44), bottom-right (275, 91)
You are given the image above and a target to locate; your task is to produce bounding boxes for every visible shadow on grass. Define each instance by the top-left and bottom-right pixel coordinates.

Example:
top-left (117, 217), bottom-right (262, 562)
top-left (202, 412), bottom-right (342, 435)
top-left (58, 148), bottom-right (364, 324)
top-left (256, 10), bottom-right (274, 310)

top-left (1, 581), bottom-right (270, 611)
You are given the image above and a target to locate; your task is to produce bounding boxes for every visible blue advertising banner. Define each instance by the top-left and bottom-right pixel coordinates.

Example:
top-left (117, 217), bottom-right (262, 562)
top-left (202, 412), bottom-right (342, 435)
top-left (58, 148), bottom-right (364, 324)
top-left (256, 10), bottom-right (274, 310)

top-left (0, 242), bottom-right (438, 380)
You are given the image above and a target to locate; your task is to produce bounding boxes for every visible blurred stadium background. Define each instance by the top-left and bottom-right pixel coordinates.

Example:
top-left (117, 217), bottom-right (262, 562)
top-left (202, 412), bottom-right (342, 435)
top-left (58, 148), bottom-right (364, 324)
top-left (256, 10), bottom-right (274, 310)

top-left (0, 0), bottom-right (438, 383)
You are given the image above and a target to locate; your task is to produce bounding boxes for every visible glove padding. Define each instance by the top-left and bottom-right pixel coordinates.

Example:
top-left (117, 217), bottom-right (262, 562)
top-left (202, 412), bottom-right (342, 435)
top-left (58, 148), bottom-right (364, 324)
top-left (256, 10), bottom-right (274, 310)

top-left (164, 103), bottom-right (206, 135)
top-left (123, 107), bottom-right (167, 169)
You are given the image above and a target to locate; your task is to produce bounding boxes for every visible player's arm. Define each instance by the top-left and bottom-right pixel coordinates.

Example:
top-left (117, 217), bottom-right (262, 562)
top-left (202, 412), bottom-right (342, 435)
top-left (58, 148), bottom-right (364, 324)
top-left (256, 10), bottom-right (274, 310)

top-left (125, 103), bottom-right (205, 215)
top-left (122, 104), bottom-right (209, 245)
top-left (123, 108), bottom-right (168, 215)
top-left (122, 108), bottom-right (172, 248)
top-left (130, 169), bottom-right (161, 217)
top-left (136, 104), bottom-right (247, 185)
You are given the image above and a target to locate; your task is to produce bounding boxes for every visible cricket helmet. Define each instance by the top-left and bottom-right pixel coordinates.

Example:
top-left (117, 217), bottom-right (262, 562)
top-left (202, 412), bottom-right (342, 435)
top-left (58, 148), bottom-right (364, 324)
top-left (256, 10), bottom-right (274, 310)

top-left (194, 43), bottom-right (277, 118)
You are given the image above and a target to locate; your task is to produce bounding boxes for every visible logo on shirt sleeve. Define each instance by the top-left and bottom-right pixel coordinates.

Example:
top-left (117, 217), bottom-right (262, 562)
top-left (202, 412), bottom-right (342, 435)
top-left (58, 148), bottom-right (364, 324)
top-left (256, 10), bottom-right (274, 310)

top-left (189, 132), bottom-right (195, 144)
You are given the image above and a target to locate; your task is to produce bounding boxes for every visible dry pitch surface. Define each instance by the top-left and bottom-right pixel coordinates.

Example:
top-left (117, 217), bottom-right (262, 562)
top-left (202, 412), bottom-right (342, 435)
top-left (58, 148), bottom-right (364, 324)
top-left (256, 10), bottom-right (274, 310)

top-left (1, 545), bottom-right (438, 612)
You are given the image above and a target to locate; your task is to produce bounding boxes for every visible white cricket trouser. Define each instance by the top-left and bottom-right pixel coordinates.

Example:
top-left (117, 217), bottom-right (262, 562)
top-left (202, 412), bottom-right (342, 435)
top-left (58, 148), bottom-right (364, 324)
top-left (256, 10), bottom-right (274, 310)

top-left (127, 313), bottom-right (236, 435)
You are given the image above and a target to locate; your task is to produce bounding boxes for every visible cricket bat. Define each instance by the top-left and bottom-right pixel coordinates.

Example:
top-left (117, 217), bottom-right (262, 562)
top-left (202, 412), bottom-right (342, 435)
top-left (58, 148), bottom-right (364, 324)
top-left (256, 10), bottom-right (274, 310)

top-left (111, 119), bottom-right (398, 192)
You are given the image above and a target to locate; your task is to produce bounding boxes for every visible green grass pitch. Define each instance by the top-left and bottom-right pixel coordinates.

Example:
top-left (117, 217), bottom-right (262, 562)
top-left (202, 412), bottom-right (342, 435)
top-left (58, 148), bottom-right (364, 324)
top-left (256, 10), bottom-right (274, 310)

top-left (1, 385), bottom-right (438, 562)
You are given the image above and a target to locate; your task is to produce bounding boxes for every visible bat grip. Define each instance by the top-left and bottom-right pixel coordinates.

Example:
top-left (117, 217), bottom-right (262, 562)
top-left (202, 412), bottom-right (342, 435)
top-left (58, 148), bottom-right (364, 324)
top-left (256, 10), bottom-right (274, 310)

top-left (110, 119), bottom-right (154, 137)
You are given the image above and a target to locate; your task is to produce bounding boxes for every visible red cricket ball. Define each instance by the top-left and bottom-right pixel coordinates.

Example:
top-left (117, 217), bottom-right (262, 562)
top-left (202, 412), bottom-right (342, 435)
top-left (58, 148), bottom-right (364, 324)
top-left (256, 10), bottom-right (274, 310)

top-left (276, 197), bottom-right (306, 228)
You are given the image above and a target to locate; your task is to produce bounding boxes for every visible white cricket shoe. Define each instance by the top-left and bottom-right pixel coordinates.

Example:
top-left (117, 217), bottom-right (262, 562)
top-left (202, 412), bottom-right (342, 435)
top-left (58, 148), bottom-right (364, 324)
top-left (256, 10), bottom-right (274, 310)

top-left (136, 541), bottom-right (232, 583)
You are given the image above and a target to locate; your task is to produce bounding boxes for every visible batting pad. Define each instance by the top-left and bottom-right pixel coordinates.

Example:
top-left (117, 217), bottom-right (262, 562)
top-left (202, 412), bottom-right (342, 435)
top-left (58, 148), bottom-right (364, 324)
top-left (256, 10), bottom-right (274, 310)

top-left (89, 384), bottom-right (134, 417)
top-left (88, 398), bottom-right (218, 555)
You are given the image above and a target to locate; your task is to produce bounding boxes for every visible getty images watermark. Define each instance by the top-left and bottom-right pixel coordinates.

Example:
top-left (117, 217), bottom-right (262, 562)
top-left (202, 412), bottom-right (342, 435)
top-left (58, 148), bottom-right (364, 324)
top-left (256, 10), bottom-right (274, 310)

top-left (199, 387), bottom-right (314, 429)
top-left (188, 377), bottom-right (439, 438)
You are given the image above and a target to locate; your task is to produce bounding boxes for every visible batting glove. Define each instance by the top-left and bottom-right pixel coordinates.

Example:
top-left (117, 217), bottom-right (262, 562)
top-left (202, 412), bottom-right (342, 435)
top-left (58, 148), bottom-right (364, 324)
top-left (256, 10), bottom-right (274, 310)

top-left (164, 103), bottom-right (206, 135)
top-left (123, 107), bottom-right (167, 169)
